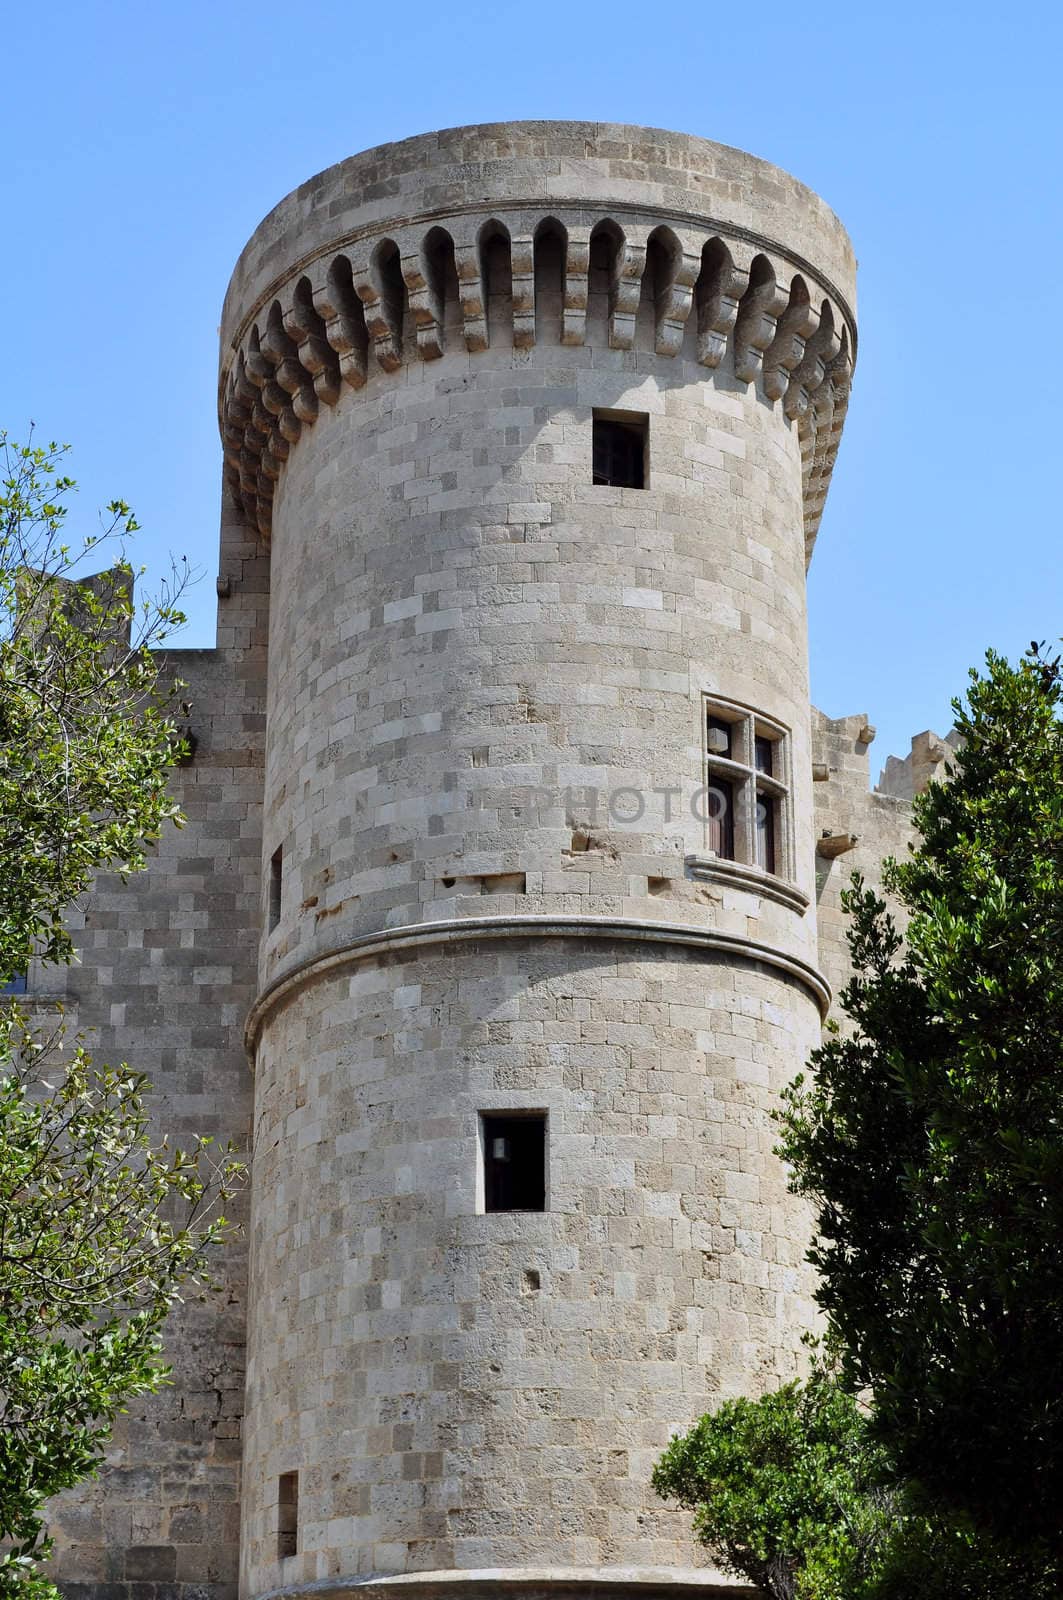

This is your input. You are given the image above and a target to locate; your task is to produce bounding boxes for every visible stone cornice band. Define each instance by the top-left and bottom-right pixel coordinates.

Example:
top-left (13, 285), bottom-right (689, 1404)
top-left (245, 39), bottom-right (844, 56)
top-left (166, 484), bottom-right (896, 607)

top-left (220, 201), bottom-right (855, 566)
top-left (244, 913), bottom-right (832, 1060)
top-left (254, 1570), bottom-right (754, 1600)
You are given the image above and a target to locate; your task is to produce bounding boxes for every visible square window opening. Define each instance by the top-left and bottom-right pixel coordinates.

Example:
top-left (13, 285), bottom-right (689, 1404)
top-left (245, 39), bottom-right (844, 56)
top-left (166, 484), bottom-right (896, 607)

top-left (592, 411), bottom-right (647, 489)
top-left (278, 1470), bottom-right (298, 1560)
top-left (481, 1113), bottom-right (547, 1212)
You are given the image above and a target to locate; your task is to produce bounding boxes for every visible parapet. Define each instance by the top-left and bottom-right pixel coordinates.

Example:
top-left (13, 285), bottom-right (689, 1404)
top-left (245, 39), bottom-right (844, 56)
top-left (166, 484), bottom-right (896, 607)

top-left (877, 728), bottom-right (962, 800)
top-left (218, 121), bottom-right (857, 557)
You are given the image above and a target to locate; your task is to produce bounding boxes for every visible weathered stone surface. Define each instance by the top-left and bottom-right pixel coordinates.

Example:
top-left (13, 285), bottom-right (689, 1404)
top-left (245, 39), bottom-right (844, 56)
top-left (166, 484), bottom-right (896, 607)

top-left (217, 125), bottom-right (855, 561)
top-left (41, 121), bottom-right (921, 1600)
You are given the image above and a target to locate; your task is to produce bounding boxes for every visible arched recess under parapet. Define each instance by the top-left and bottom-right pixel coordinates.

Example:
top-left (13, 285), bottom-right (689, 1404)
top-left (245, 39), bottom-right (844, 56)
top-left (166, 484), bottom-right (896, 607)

top-left (420, 227), bottom-right (460, 351)
top-left (367, 237), bottom-right (408, 369)
top-left (477, 218), bottom-right (513, 347)
top-left (641, 224), bottom-right (682, 348)
top-left (533, 216), bottom-right (567, 345)
top-left (587, 218), bottom-right (624, 344)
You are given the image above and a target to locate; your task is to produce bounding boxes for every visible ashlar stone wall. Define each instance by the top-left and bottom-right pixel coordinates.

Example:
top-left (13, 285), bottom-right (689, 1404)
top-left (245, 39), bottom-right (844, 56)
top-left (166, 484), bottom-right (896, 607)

top-left (43, 500), bottom-right (268, 1600)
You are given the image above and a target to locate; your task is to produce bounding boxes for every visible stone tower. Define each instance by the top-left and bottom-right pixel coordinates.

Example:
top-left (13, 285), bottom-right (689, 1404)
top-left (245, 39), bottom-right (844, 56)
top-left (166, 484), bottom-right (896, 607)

top-left (44, 121), bottom-right (870, 1600)
top-left (221, 121), bottom-right (857, 1600)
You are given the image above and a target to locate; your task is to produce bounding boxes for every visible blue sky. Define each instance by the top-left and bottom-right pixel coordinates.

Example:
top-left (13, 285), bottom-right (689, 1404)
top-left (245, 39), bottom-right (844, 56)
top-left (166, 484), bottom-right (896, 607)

top-left (2, 0), bottom-right (1059, 771)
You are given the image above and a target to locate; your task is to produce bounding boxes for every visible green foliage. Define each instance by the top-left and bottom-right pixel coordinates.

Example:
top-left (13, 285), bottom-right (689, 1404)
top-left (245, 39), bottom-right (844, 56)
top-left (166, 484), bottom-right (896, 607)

top-left (0, 1012), bottom-right (239, 1595)
top-left (777, 645), bottom-right (1063, 1572)
top-left (651, 1358), bottom-right (1052, 1600)
top-left (652, 1357), bottom-right (896, 1600)
top-left (0, 433), bottom-right (189, 981)
top-left (0, 435), bottom-right (239, 1595)
top-left (869, 1512), bottom-right (1059, 1600)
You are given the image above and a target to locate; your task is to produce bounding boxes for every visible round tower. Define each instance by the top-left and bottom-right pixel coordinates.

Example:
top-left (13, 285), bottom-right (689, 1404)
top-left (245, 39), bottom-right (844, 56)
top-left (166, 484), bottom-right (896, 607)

top-left (228, 122), bottom-right (856, 1600)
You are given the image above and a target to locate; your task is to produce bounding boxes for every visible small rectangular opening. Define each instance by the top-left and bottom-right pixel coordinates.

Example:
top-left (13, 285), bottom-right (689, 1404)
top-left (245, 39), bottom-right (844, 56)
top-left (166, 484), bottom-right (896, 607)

top-left (278, 1470), bottom-right (298, 1560)
top-left (481, 1113), bottom-right (547, 1212)
top-left (1, 971), bottom-right (28, 996)
top-left (592, 411), bottom-right (647, 489)
top-left (269, 847), bottom-right (282, 932)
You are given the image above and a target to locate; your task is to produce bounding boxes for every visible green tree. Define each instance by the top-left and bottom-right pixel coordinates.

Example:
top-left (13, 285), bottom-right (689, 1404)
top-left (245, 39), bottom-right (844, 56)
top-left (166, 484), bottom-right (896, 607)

top-left (0, 435), bottom-right (238, 1597)
top-left (652, 1355), bottom-right (896, 1600)
top-left (869, 1512), bottom-right (1057, 1600)
top-left (0, 433), bottom-right (187, 982)
top-left (777, 645), bottom-right (1063, 1577)
top-left (652, 1359), bottom-right (1053, 1600)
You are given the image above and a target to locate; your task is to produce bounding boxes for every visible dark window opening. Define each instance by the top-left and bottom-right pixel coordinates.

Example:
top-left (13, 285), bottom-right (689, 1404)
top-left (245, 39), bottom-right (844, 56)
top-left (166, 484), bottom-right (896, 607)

top-left (2, 971), bottom-right (28, 996)
top-left (754, 735), bottom-right (774, 776)
top-left (278, 1470), bottom-right (298, 1560)
top-left (755, 791), bottom-right (777, 875)
top-left (269, 847), bottom-right (282, 931)
top-left (707, 778), bottom-right (735, 860)
top-left (593, 412), bottom-right (647, 488)
top-left (482, 1113), bottom-right (546, 1212)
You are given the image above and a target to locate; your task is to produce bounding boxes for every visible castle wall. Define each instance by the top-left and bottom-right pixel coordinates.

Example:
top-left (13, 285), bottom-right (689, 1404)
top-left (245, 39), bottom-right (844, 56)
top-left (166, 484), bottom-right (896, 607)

top-left (43, 498), bottom-right (268, 1600)
top-left (33, 121), bottom-right (879, 1600)
top-left (810, 710), bottom-right (924, 1003)
top-left (243, 943), bottom-right (821, 1588)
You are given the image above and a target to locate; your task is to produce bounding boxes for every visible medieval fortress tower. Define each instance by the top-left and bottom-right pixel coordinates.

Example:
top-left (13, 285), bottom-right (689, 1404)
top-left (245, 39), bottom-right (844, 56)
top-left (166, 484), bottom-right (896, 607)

top-left (43, 123), bottom-right (941, 1600)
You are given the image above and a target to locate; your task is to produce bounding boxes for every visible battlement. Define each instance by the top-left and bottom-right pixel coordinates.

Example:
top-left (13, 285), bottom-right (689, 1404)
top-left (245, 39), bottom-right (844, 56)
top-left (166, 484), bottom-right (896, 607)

top-left (877, 727), bottom-right (962, 799)
top-left (219, 122), bottom-right (856, 559)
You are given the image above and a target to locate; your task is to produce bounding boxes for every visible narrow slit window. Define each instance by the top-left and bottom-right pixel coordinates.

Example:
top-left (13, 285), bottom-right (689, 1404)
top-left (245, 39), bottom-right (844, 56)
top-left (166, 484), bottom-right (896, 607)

top-left (269, 847), bottom-right (282, 931)
top-left (481, 1113), bottom-right (547, 1212)
top-left (278, 1470), bottom-right (298, 1560)
top-left (592, 411), bottom-right (647, 488)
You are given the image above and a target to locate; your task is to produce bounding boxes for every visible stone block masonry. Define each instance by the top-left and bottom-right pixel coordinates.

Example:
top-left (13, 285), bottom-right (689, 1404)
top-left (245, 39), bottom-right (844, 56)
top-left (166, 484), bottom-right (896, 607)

top-left (39, 121), bottom-right (926, 1600)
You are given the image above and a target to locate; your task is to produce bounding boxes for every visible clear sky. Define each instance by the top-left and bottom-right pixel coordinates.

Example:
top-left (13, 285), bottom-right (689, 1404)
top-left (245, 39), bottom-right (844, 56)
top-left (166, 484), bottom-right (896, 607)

top-left (2, 0), bottom-right (1059, 773)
